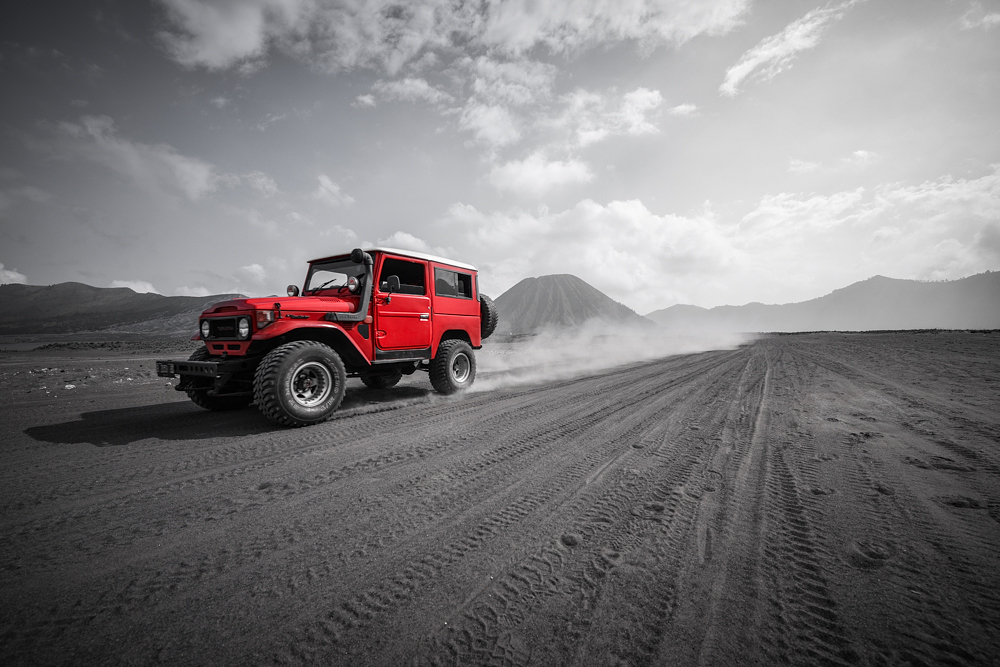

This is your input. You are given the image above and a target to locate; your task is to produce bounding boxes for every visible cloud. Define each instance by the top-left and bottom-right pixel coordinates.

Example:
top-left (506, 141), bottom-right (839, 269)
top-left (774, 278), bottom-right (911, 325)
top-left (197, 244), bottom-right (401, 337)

top-left (240, 263), bottom-right (267, 283)
top-left (667, 103), bottom-right (698, 117)
top-left (463, 56), bottom-right (557, 108)
top-left (842, 149), bottom-right (878, 168)
top-left (0, 262), bottom-right (27, 284)
top-left (441, 198), bottom-right (736, 312)
top-left (437, 165), bottom-right (1000, 310)
top-left (241, 170), bottom-right (278, 196)
top-left (353, 94), bottom-right (376, 108)
top-left (210, 95), bottom-right (230, 108)
top-left (177, 285), bottom-right (211, 296)
top-left (552, 87), bottom-right (664, 147)
top-left (55, 115), bottom-right (218, 201)
top-left (459, 103), bottom-right (521, 149)
top-left (720, 0), bottom-right (862, 97)
top-left (372, 77), bottom-right (453, 105)
top-left (110, 279), bottom-right (159, 293)
top-left (157, 0), bottom-right (749, 74)
top-left (489, 153), bottom-right (594, 196)
top-left (789, 158), bottom-right (820, 173)
top-left (375, 231), bottom-right (448, 257)
top-left (313, 174), bottom-right (355, 207)
top-left (961, 2), bottom-right (1000, 30)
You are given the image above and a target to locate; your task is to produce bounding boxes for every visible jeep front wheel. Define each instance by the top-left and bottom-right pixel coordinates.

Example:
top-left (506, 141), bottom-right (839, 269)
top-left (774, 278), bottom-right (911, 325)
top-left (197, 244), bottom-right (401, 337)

top-left (253, 341), bottom-right (346, 427)
top-left (430, 340), bottom-right (476, 394)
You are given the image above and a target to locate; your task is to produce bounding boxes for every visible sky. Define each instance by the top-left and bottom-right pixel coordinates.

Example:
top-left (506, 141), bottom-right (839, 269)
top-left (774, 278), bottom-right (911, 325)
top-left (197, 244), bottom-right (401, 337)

top-left (1, 0), bottom-right (998, 313)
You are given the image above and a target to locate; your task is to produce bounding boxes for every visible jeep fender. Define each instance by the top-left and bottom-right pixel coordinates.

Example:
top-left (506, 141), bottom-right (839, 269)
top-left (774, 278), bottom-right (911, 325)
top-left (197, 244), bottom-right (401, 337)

top-left (253, 321), bottom-right (369, 368)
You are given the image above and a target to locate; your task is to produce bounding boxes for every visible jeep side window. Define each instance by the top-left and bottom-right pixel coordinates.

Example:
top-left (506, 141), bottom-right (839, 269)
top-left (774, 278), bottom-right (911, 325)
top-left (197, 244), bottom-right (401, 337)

top-left (434, 268), bottom-right (472, 299)
top-left (379, 258), bottom-right (425, 295)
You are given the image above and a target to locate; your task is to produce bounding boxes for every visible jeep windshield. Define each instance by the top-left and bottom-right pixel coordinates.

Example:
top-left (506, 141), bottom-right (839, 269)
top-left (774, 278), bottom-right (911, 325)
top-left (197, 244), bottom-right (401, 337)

top-left (305, 258), bottom-right (367, 294)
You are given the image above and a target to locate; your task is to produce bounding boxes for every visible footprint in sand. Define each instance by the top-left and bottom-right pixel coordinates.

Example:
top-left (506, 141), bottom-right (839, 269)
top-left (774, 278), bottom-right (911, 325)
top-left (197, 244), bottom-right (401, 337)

top-left (845, 539), bottom-right (895, 569)
top-left (934, 495), bottom-right (986, 510)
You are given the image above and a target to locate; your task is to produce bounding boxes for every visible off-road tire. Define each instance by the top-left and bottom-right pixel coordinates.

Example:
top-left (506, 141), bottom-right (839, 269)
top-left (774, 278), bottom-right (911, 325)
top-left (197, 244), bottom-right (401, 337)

top-left (360, 370), bottom-right (403, 389)
top-left (430, 339), bottom-right (476, 394)
top-left (479, 294), bottom-right (499, 340)
top-left (185, 347), bottom-right (251, 411)
top-left (253, 341), bottom-right (346, 427)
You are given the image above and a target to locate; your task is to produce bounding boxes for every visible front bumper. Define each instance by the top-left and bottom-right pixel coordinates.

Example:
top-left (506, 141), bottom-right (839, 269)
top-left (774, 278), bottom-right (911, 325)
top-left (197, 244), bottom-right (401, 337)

top-left (156, 360), bottom-right (219, 378)
top-left (157, 356), bottom-right (261, 396)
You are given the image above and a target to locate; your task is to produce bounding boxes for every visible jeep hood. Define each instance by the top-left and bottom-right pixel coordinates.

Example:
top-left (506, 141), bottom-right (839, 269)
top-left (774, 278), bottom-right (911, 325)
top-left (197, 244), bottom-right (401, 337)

top-left (202, 296), bottom-right (361, 315)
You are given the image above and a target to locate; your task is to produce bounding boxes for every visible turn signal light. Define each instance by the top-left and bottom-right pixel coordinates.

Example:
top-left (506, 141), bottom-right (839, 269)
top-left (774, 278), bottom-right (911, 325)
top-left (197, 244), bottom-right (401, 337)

top-left (256, 310), bottom-right (275, 329)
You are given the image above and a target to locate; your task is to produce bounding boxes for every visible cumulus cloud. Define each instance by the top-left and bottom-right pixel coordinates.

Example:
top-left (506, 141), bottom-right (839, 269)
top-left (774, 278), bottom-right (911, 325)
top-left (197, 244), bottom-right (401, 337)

top-left (463, 56), bottom-right (558, 108)
top-left (158, 0), bottom-right (749, 74)
top-left (961, 2), bottom-right (1000, 30)
top-left (553, 87), bottom-right (664, 147)
top-left (489, 153), bottom-right (594, 196)
top-left (720, 0), bottom-right (862, 97)
top-left (375, 231), bottom-right (448, 257)
top-left (110, 279), bottom-right (159, 293)
top-left (459, 103), bottom-right (521, 149)
top-left (240, 263), bottom-right (267, 283)
top-left (442, 198), bottom-right (736, 312)
top-left (0, 262), bottom-right (27, 284)
top-left (177, 285), bottom-right (211, 296)
top-left (241, 170), bottom-right (279, 196)
top-left (353, 94), bottom-right (376, 108)
top-left (436, 165), bottom-right (1000, 310)
top-left (313, 174), bottom-right (355, 207)
top-left (372, 77), bottom-right (453, 105)
top-left (842, 149), bottom-right (878, 168)
top-left (667, 103), bottom-right (698, 117)
top-left (56, 115), bottom-right (218, 201)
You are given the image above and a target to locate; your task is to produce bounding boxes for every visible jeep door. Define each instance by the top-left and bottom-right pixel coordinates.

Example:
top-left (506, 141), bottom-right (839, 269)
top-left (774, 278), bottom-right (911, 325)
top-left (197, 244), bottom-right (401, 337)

top-left (373, 255), bottom-right (432, 351)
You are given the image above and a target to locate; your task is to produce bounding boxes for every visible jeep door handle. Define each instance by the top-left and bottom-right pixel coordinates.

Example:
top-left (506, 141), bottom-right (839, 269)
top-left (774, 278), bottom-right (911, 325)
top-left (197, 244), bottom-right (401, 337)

top-left (419, 314), bottom-right (430, 320)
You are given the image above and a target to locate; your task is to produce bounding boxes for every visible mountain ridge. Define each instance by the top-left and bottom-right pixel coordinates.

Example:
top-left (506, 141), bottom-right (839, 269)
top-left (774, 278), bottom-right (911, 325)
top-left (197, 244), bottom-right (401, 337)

top-left (645, 272), bottom-right (1000, 332)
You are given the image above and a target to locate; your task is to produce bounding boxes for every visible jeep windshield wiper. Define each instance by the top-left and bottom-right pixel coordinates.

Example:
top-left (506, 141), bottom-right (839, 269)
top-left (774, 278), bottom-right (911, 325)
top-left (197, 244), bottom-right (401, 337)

top-left (311, 278), bottom-right (345, 292)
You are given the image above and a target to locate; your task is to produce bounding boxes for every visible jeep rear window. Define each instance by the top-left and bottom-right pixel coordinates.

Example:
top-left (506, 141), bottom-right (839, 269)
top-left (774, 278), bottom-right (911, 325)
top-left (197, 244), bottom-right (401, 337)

top-left (379, 258), bottom-right (425, 295)
top-left (305, 258), bottom-right (367, 293)
top-left (434, 268), bottom-right (473, 299)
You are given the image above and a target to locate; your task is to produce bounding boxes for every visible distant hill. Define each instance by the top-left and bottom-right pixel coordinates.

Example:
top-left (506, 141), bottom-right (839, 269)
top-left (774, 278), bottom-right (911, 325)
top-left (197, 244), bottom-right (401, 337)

top-left (0, 282), bottom-right (244, 336)
top-left (495, 274), bottom-right (652, 335)
top-left (646, 272), bottom-right (1000, 332)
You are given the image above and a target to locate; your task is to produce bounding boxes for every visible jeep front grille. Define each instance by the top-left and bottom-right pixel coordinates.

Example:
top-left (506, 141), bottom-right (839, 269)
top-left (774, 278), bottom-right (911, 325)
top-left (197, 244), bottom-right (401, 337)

top-left (205, 317), bottom-right (237, 339)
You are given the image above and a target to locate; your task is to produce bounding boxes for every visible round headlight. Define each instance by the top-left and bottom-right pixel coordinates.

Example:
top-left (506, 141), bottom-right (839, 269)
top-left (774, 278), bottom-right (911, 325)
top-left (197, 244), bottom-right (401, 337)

top-left (200, 320), bottom-right (211, 339)
top-left (237, 317), bottom-right (250, 339)
top-left (347, 276), bottom-right (359, 293)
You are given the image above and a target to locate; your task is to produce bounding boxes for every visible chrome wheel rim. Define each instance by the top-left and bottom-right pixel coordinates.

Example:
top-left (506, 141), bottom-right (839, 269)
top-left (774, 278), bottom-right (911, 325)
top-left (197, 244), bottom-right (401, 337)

top-left (289, 361), bottom-right (333, 407)
top-left (451, 352), bottom-right (471, 384)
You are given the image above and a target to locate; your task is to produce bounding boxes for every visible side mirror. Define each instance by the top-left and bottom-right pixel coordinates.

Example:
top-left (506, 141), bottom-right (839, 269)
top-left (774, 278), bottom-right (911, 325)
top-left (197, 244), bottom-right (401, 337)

top-left (387, 275), bottom-right (400, 293)
top-left (286, 285), bottom-right (300, 297)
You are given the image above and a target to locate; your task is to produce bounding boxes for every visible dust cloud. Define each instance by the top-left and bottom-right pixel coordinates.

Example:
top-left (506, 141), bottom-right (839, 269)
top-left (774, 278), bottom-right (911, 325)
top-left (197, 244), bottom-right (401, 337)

top-left (474, 320), bottom-right (753, 391)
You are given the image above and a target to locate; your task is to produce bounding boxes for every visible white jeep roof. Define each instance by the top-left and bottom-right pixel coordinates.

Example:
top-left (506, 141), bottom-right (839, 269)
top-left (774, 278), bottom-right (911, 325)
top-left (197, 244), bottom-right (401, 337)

top-left (310, 247), bottom-right (477, 272)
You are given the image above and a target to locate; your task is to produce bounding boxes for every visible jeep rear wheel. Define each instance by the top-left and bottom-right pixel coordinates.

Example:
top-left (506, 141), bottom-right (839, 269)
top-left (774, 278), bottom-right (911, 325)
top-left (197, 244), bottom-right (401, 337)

top-left (360, 370), bottom-right (403, 389)
top-left (185, 347), bottom-right (251, 411)
top-left (430, 340), bottom-right (476, 394)
top-left (253, 341), bottom-right (346, 427)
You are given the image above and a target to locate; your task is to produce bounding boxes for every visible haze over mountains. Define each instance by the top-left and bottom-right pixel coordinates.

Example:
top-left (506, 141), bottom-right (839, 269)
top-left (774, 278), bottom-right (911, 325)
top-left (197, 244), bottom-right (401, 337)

top-left (0, 282), bottom-right (242, 336)
top-left (1, 271), bottom-right (997, 337)
top-left (645, 272), bottom-right (1000, 333)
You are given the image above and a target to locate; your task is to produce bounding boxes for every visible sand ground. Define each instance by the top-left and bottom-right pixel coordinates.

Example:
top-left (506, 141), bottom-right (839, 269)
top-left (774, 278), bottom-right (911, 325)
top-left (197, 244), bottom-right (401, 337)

top-left (1, 332), bottom-right (998, 666)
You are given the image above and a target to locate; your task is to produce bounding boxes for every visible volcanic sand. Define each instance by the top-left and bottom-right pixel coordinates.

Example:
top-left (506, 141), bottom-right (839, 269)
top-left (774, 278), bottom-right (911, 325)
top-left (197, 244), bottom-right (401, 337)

top-left (1, 332), bottom-right (998, 665)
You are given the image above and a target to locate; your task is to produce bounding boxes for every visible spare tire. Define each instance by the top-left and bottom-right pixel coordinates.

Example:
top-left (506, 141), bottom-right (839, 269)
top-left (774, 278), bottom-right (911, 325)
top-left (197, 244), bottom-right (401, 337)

top-left (479, 294), bottom-right (499, 339)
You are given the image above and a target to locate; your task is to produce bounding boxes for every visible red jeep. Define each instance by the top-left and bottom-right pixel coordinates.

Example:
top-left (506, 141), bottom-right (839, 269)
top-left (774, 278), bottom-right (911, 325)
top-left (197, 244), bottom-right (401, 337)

top-left (157, 248), bottom-right (499, 426)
